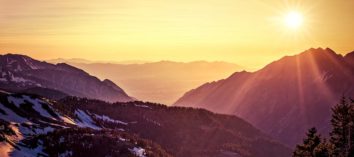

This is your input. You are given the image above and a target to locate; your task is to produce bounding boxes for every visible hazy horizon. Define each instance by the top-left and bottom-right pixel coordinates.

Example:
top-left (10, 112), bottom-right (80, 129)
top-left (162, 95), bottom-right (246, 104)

top-left (1, 0), bottom-right (354, 69)
top-left (1, 46), bottom-right (353, 71)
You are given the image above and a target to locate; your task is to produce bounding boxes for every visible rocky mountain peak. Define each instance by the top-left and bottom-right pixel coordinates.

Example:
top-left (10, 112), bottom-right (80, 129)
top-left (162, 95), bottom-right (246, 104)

top-left (0, 53), bottom-right (44, 71)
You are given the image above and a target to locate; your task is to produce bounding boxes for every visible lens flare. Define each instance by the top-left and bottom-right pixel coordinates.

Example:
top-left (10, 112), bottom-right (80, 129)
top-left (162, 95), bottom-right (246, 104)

top-left (284, 11), bottom-right (303, 29)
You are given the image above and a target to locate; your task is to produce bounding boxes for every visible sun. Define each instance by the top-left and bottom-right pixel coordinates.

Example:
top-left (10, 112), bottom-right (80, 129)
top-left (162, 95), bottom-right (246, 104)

top-left (284, 11), bottom-right (303, 29)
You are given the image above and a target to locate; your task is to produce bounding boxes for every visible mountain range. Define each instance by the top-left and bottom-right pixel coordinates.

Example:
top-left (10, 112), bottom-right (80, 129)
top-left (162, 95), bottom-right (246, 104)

top-left (0, 53), bottom-right (293, 157)
top-left (1, 47), bottom-right (353, 156)
top-left (0, 54), bottom-right (133, 102)
top-left (47, 58), bottom-right (150, 65)
top-left (49, 60), bottom-right (242, 104)
top-left (174, 48), bottom-right (354, 146)
top-left (0, 92), bottom-right (291, 157)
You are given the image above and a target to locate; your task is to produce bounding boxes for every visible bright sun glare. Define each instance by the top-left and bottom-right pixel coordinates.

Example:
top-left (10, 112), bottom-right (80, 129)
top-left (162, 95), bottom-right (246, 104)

top-left (284, 11), bottom-right (303, 29)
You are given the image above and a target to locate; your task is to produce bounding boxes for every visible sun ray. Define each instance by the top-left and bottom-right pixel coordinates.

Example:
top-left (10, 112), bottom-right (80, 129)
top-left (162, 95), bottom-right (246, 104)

top-left (295, 54), bottom-right (307, 126)
top-left (307, 50), bottom-right (336, 103)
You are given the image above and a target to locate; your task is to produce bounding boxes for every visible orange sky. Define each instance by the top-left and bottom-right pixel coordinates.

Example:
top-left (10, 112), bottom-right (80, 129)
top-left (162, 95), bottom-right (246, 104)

top-left (0, 0), bottom-right (353, 69)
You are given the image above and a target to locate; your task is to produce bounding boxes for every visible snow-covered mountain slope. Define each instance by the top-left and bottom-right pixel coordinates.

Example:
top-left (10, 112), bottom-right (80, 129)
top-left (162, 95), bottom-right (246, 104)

top-left (0, 54), bottom-right (133, 102)
top-left (59, 97), bottom-right (292, 157)
top-left (174, 48), bottom-right (354, 146)
top-left (0, 92), bottom-right (169, 157)
top-left (0, 92), bottom-right (291, 157)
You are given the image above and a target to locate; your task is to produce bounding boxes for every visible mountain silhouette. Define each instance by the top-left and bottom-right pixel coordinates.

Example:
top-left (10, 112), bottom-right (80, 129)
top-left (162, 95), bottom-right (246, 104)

top-left (0, 54), bottom-right (133, 102)
top-left (174, 48), bottom-right (354, 146)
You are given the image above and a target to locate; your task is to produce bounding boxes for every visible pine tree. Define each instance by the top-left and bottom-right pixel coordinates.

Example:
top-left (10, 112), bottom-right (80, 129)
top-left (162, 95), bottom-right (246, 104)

top-left (329, 97), bottom-right (354, 157)
top-left (313, 139), bottom-right (333, 157)
top-left (350, 98), bottom-right (354, 156)
top-left (293, 127), bottom-right (322, 157)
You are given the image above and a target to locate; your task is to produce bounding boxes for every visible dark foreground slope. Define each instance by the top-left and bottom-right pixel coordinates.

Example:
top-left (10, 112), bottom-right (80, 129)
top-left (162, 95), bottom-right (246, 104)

top-left (0, 92), bottom-right (291, 157)
top-left (58, 97), bottom-right (291, 157)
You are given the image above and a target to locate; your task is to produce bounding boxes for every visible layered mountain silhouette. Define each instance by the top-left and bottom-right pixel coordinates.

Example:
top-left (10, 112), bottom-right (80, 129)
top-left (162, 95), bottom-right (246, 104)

top-left (0, 54), bottom-right (133, 102)
top-left (50, 60), bottom-right (242, 104)
top-left (175, 48), bottom-right (354, 146)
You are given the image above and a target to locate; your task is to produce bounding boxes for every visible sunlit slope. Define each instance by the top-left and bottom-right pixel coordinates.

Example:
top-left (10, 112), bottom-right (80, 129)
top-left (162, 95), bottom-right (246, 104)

top-left (175, 48), bottom-right (354, 146)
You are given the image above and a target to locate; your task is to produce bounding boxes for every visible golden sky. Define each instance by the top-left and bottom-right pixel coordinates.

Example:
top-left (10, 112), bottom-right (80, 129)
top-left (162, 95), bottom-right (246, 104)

top-left (0, 0), bottom-right (353, 69)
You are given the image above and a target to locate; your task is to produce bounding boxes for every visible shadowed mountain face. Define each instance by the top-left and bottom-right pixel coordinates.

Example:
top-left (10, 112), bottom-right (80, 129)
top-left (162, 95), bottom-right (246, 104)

top-left (345, 51), bottom-right (354, 67)
top-left (175, 48), bottom-right (354, 146)
top-left (0, 54), bottom-right (133, 102)
top-left (53, 60), bottom-right (242, 104)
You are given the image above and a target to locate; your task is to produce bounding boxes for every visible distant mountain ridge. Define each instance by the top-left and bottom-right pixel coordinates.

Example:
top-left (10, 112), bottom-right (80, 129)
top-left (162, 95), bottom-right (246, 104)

top-left (47, 58), bottom-right (150, 64)
top-left (0, 54), bottom-right (133, 102)
top-left (174, 48), bottom-right (354, 146)
top-left (53, 60), bottom-right (243, 104)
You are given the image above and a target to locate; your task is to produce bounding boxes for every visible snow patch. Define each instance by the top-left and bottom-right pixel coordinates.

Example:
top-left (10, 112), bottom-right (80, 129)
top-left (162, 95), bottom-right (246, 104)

top-left (23, 96), bottom-right (56, 119)
top-left (129, 147), bottom-right (146, 157)
top-left (10, 141), bottom-right (47, 157)
top-left (0, 103), bottom-right (29, 123)
top-left (59, 137), bottom-right (65, 144)
top-left (134, 104), bottom-right (152, 109)
top-left (94, 114), bottom-right (128, 125)
top-left (7, 73), bottom-right (31, 84)
top-left (22, 57), bottom-right (40, 70)
top-left (7, 96), bottom-right (58, 120)
top-left (18, 125), bottom-right (55, 136)
top-left (59, 150), bottom-right (72, 157)
top-left (145, 118), bottom-right (161, 126)
top-left (117, 128), bottom-right (125, 131)
top-left (119, 137), bottom-right (127, 141)
top-left (11, 77), bottom-right (29, 83)
top-left (14, 64), bottom-right (23, 72)
top-left (75, 109), bottom-right (101, 130)
top-left (7, 96), bottom-right (25, 108)
top-left (0, 78), bottom-right (7, 82)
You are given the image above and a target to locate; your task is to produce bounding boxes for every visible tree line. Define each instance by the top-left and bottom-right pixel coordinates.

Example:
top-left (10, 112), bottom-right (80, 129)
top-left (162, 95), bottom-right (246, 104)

top-left (293, 97), bottom-right (354, 157)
